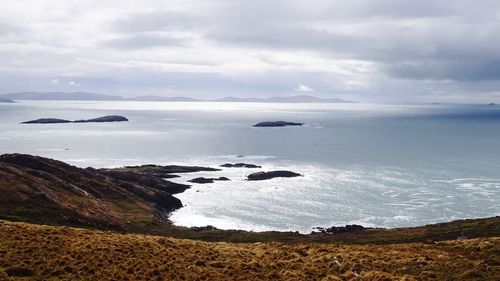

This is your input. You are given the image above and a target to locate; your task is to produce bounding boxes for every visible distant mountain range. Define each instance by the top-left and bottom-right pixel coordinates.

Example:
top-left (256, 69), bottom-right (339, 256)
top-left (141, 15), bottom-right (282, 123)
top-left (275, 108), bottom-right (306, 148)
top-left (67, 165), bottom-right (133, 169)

top-left (0, 92), bottom-right (356, 103)
top-left (0, 92), bottom-right (124, 101)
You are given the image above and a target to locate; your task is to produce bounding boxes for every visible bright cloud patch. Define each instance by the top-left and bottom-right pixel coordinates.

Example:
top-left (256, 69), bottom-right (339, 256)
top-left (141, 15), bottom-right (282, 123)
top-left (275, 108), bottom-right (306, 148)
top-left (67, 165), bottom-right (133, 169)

top-left (294, 84), bottom-right (314, 92)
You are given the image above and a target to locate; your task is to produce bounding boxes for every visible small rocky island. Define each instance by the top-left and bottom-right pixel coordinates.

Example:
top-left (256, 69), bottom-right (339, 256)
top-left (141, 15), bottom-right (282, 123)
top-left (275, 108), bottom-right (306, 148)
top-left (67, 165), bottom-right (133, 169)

top-left (74, 115), bottom-right (129, 123)
top-left (22, 115), bottom-right (128, 124)
top-left (220, 163), bottom-right (262, 168)
top-left (247, 170), bottom-right (302, 181)
top-left (188, 177), bottom-right (230, 184)
top-left (22, 118), bottom-right (72, 124)
top-left (253, 121), bottom-right (304, 127)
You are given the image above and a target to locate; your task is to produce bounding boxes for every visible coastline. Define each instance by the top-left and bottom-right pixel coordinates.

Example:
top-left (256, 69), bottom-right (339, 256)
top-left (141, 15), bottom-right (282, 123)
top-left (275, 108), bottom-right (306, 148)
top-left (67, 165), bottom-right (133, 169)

top-left (0, 153), bottom-right (498, 244)
top-left (1, 153), bottom-right (499, 280)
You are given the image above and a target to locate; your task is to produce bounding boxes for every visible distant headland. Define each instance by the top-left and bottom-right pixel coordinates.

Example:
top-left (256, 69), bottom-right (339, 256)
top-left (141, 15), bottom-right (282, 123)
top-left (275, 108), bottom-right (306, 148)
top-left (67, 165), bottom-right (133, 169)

top-left (0, 97), bottom-right (14, 103)
top-left (0, 92), bottom-right (356, 103)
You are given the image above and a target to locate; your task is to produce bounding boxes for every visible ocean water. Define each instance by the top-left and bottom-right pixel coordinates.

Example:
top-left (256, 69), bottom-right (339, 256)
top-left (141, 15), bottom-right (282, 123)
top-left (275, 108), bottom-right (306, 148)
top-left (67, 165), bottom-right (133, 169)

top-left (0, 100), bottom-right (499, 232)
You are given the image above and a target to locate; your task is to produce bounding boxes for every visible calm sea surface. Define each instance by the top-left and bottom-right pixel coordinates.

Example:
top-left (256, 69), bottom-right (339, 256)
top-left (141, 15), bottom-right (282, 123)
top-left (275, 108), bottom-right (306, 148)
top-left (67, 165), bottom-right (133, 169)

top-left (1, 101), bottom-right (499, 232)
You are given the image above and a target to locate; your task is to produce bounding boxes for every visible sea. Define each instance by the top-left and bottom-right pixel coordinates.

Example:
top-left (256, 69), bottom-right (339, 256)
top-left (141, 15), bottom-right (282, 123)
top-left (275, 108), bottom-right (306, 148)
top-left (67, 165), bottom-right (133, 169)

top-left (1, 100), bottom-right (499, 233)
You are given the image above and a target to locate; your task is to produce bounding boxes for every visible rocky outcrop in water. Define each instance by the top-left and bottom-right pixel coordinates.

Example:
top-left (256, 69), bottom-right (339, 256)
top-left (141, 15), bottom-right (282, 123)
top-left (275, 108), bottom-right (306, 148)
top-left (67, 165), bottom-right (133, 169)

top-left (188, 177), bottom-right (230, 184)
top-left (220, 163), bottom-right (262, 168)
top-left (115, 164), bottom-right (221, 175)
top-left (21, 118), bottom-right (71, 124)
top-left (21, 115), bottom-right (128, 124)
top-left (253, 121), bottom-right (303, 127)
top-left (247, 170), bottom-right (302, 181)
top-left (74, 115), bottom-right (128, 123)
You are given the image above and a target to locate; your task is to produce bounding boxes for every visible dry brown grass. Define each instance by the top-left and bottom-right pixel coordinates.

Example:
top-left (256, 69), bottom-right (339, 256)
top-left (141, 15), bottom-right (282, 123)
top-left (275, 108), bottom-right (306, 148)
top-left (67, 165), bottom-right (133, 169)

top-left (0, 220), bottom-right (498, 280)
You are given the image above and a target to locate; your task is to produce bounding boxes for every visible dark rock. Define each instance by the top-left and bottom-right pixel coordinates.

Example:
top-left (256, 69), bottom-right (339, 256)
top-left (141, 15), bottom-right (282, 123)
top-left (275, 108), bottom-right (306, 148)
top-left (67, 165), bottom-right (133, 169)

top-left (158, 174), bottom-right (181, 179)
top-left (313, 224), bottom-right (365, 234)
top-left (188, 177), bottom-right (230, 184)
top-left (21, 118), bottom-right (71, 124)
top-left (155, 191), bottom-right (183, 211)
top-left (220, 163), bottom-right (262, 168)
top-left (22, 115), bottom-right (128, 124)
top-left (97, 169), bottom-right (190, 194)
top-left (73, 115), bottom-right (128, 123)
top-left (247, 170), bottom-right (301, 181)
top-left (253, 121), bottom-right (304, 127)
top-left (188, 177), bottom-right (214, 184)
top-left (120, 164), bottom-right (221, 174)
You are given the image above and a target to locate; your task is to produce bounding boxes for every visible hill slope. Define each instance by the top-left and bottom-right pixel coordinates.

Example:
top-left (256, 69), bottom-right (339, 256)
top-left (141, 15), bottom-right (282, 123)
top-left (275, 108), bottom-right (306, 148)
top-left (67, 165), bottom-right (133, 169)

top-left (0, 220), bottom-right (498, 280)
top-left (0, 154), bottom-right (189, 231)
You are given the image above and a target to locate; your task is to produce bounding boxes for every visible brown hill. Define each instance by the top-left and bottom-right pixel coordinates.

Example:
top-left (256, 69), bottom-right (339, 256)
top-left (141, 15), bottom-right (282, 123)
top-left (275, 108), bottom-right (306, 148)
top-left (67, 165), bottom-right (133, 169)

top-left (0, 153), bottom-right (190, 231)
top-left (0, 220), bottom-right (498, 280)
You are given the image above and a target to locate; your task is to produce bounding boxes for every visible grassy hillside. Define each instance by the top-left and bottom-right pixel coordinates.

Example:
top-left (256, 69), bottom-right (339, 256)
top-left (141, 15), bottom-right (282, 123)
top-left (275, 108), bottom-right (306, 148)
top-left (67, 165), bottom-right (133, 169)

top-left (0, 220), bottom-right (498, 280)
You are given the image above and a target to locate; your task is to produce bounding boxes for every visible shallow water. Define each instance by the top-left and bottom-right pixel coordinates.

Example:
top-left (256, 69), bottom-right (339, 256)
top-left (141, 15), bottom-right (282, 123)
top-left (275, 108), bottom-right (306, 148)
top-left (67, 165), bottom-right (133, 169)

top-left (1, 101), bottom-right (499, 232)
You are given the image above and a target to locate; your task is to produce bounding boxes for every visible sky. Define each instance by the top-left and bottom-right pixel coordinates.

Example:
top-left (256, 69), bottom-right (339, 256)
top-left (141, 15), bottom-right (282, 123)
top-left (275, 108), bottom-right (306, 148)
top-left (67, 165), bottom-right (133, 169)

top-left (1, 0), bottom-right (500, 102)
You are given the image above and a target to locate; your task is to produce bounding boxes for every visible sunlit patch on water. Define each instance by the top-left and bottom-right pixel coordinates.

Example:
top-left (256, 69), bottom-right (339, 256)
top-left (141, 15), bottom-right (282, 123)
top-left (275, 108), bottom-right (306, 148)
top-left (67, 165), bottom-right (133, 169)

top-left (2, 101), bottom-right (500, 232)
top-left (169, 156), bottom-right (500, 233)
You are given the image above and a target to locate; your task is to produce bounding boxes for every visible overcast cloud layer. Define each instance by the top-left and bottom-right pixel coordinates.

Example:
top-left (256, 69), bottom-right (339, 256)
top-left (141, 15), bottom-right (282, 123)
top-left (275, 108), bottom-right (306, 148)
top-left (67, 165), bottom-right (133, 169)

top-left (1, 0), bottom-right (500, 102)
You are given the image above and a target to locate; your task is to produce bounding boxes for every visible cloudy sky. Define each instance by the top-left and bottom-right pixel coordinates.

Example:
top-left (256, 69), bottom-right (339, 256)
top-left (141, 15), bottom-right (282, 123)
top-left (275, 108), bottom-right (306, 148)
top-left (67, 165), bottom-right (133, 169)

top-left (1, 0), bottom-right (500, 102)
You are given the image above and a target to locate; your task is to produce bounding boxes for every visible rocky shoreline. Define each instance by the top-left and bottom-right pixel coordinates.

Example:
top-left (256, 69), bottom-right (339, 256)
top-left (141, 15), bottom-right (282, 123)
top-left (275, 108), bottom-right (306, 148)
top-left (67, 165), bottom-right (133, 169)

top-left (0, 153), bottom-right (499, 246)
top-left (0, 154), bottom-right (303, 231)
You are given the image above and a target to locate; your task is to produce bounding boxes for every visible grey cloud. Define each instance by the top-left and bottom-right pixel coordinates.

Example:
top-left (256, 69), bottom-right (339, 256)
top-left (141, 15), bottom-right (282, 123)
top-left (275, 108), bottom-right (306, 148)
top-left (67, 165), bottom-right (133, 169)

top-left (384, 60), bottom-right (500, 81)
top-left (110, 1), bottom-right (500, 82)
top-left (0, 22), bottom-right (25, 40)
top-left (198, 2), bottom-right (500, 82)
top-left (102, 33), bottom-right (189, 49)
top-left (2, 0), bottom-right (500, 101)
top-left (206, 0), bottom-right (453, 23)
top-left (113, 11), bottom-right (196, 33)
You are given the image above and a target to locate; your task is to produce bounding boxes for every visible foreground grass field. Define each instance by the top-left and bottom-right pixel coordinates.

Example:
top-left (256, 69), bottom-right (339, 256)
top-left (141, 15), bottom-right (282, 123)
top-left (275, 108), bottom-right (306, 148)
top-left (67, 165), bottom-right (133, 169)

top-left (0, 220), bottom-right (498, 280)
